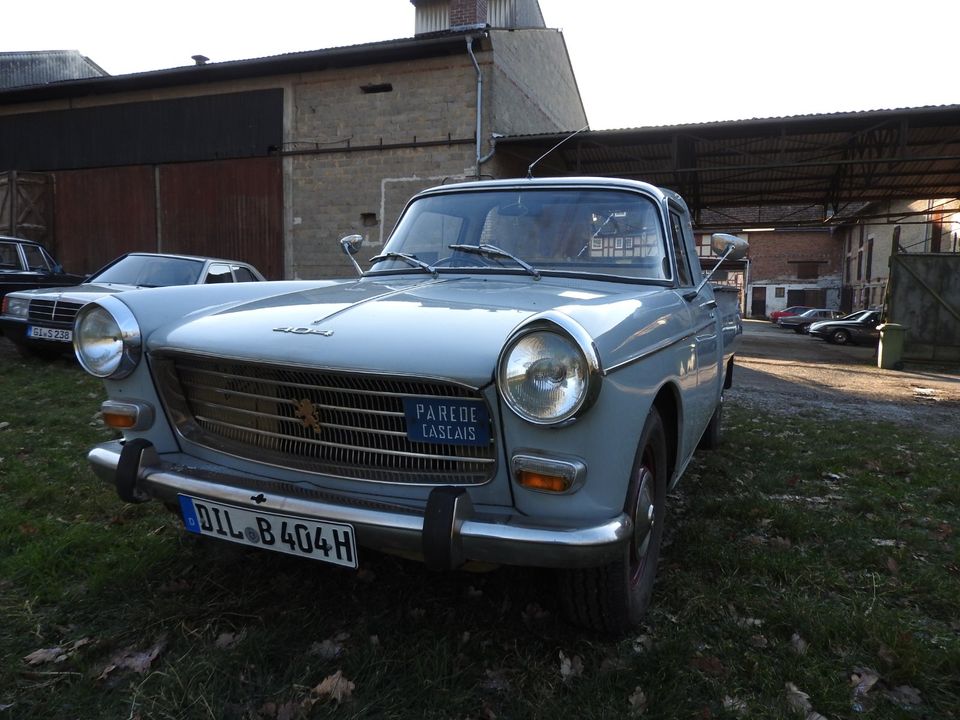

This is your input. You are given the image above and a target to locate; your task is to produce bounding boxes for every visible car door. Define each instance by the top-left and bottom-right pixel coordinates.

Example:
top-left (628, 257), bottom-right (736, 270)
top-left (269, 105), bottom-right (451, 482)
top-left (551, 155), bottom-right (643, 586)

top-left (670, 205), bottom-right (719, 442)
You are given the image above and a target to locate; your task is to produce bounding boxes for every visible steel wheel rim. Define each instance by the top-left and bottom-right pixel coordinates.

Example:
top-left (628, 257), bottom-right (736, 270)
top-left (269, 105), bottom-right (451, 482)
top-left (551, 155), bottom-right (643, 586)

top-left (630, 464), bottom-right (656, 584)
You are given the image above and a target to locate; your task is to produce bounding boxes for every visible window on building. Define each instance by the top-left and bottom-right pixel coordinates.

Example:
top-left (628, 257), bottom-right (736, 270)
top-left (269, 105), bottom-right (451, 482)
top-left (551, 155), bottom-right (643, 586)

top-left (866, 237), bottom-right (874, 282)
top-left (774, 287), bottom-right (785, 298)
top-left (856, 237), bottom-right (863, 280)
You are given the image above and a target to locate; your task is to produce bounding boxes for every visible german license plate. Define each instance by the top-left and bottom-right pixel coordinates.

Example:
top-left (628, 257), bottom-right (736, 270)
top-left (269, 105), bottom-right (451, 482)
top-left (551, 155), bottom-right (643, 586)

top-left (27, 325), bottom-right (72, 342)
top-left (177, 495), bottom-right (357, 568)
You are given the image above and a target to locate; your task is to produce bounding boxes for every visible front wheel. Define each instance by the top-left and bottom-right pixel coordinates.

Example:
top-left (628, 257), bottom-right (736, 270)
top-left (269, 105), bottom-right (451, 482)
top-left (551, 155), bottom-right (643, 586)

top-left (830, 329), bottom-right (851, 345)
top-left (559, 407), bottom-right (668, 633)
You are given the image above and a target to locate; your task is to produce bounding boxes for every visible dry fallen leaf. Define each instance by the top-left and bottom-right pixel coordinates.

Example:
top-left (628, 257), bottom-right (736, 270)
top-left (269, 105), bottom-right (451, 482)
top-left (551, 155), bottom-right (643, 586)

top-left (851, 667), bottom-right (881, 697)
top-left (885, 684), bottom-right (922, 707)
top-left (310, 638), bottom-right (344, 660)
top-left (722, 695), bottom-right (747, 716)
top-left (215, 629), bottom-right (247, 650)
top-left (307, 670), bottom-right (355, 705)
top-left (628, 686), bottom-right (647, 716)
top-left (98, 637), bottom-right (167, 681)
top-left (23, 647), bottom-right (67, 666)
top-left (785, 682), bottom-right (812, 714)
top-left (790, 632), bottom-right (808, 655)
top-left (559, 650), bottom-right (584, 682)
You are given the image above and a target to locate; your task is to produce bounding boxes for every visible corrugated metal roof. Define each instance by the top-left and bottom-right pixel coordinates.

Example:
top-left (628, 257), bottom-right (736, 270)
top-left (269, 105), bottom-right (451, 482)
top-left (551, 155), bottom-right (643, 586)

top-left (0, 50), bottom-right (108, 90)
top-left (499, 105), bottom-right (960, 229)
top-left (0, 31), bottom-right (482, 103)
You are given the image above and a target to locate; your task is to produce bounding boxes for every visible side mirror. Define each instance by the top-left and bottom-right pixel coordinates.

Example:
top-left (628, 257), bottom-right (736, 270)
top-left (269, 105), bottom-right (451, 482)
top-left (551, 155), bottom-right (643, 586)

top-left (339, 234), bottom-right (365, 277)
top-left (710, 233), bottom-right (749, 261)
top-left (684, 233), bottom-right (749, 301)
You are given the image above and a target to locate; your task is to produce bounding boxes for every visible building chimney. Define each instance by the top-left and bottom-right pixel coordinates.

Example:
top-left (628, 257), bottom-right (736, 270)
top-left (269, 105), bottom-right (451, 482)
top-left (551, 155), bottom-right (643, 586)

top-left (449, 0), bottom-right (487, 28)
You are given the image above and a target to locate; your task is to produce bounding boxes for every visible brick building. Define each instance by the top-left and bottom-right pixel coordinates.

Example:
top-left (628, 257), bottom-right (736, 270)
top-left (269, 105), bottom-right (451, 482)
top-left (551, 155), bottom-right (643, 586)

top-left (0, 0), bottom-right (585, 279)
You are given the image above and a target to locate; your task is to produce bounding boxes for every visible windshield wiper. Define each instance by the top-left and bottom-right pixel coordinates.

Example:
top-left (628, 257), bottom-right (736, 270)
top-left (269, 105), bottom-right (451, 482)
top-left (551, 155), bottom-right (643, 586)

top-left (368, 252), bottom-right (437, 278)
top-left (448, 244), bottom-right (540, 279)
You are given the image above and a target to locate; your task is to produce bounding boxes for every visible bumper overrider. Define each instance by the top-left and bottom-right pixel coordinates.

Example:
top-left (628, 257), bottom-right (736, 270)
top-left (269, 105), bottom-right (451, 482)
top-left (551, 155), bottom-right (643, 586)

top-left (88, 439), bottom-right (632, 571)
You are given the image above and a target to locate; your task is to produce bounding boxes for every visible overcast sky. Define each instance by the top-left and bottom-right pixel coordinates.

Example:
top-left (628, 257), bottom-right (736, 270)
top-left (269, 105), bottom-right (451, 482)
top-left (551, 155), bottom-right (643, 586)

top-left (5, 0), bottom-right (957, 129)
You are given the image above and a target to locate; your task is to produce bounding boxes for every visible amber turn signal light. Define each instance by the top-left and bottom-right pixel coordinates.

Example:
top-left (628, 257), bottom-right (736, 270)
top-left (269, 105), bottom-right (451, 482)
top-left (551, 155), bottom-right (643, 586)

top-left (516, 470), bottom-right (572, 493)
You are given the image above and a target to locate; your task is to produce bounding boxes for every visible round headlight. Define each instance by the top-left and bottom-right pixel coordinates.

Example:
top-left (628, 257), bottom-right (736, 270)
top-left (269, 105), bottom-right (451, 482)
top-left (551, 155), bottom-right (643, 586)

top-left (498, 327), bottom-right (596, 425)
top-left (73, 298), bottom-right (141, 379)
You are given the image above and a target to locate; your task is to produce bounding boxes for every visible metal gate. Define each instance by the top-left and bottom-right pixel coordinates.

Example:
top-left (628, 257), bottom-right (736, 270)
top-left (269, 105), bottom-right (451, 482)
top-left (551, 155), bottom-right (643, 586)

top-left (0, 171), bottom-right (52, 245)
top-left (886, 253), bottom-right (960, 364)
top-left (52, 158), bottom-right (283, 278)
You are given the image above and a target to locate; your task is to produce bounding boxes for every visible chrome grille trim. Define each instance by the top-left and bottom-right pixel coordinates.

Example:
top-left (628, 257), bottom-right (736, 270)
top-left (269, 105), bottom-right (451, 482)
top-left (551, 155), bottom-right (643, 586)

top-left (27, 298), bottom-right (83, 324)
top-left (153, 354), bottom-right (497, 485)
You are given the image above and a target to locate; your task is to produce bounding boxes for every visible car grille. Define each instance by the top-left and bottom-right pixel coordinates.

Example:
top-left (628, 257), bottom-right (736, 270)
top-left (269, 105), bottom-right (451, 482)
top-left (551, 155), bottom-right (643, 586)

top-left (27, 298), bottom-right (83, 324)
top-left (152, 354), bottom-right (496, 485)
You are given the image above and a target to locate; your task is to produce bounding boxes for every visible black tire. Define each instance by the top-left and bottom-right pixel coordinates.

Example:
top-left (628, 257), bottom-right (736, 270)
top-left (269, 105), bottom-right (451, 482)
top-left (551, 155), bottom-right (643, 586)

top-left (830, 329), bottom-right (851, 345)
top-left (559, 407), bottom-right (668, 633)
top-left (698, 393), bottom-right (723, 451)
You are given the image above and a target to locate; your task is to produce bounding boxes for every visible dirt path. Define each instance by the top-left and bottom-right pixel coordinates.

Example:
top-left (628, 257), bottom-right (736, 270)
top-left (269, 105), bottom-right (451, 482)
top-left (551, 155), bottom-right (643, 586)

top-left (729, 321), bottom-right (960, 434)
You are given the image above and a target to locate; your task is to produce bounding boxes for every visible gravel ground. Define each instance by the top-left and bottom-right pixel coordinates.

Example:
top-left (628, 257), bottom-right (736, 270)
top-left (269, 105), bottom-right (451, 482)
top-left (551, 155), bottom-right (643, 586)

top-left (730, 321), bottom-right (960, 435)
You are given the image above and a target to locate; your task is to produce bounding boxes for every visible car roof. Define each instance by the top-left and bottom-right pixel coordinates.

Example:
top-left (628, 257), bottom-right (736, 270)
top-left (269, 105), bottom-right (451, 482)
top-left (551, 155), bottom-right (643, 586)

top-left (0, 235), bottom-right (44, 246)
top-left (121, 252), bottom-right (251, 265)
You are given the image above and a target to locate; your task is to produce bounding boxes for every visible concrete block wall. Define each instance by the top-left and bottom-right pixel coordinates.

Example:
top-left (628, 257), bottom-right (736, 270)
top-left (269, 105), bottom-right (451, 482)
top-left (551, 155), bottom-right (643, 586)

top-left (287, 55), bottom-right (482, 278)
top-left (488, 29), bottom-right (587, 136)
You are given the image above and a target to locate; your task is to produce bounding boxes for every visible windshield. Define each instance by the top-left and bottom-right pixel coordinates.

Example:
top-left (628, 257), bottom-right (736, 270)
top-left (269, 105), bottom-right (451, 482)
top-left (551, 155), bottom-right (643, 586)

top-left (371, 188), bottom-right (670, 282)
top-left (90, 255), bottom-right (204, 287)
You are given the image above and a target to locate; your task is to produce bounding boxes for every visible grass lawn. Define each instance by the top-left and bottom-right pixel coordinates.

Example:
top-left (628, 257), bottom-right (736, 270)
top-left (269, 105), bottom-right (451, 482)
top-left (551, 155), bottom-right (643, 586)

top-left (1, 343), bottom-right (958, 719)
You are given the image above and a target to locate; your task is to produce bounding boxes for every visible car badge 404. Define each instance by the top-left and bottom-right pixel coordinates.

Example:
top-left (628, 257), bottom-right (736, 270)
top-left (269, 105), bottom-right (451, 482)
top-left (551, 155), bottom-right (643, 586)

top-left (273, 327), bottom-right (334, 336)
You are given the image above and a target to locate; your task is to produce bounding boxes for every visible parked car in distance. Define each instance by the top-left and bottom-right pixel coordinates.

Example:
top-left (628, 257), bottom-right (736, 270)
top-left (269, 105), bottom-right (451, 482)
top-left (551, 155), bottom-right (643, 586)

top-left (0, 252), bottom-right (264, 358)
top-left (76, 176), bottom-right (748, 633)
top-left (809, 309), bottom-right (883, 345)
top-left (776, 307), bottom-right (841, 333)
top-left (0, 235), bottom-right (86, 311)
top-left (769, 305), bottom-right (813, 323)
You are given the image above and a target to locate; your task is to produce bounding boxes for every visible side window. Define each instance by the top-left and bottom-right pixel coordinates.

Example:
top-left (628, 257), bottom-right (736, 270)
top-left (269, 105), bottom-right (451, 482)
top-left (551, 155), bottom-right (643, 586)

top-left (0, 242), bottom-right (21, 269)
top-left (205, 264), bottom-right (233, 283)
top-left (669, 212), bottom-right (693, 287)
top-left (231, 266), bottom-right (258, 282)
top-left (22, 245), bottom-right (50, 272)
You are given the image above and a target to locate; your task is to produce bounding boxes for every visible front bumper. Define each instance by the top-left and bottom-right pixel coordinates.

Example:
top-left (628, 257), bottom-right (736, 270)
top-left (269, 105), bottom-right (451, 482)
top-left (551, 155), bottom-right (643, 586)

top-left (0, 316), bottom-right (72, 349)
top-left (88, 440), bottom-right (632, 570)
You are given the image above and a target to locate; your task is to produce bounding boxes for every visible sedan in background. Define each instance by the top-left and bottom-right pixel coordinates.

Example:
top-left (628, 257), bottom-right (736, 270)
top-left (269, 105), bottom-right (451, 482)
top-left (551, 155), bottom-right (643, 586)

top-left (0, 235), bottom-right (86, 307)
top-left (769, 305), bottom-right (813, 323)
top-left (0, 252), bottom-right (264, 358)
top-left (809, 309), bottom-right (883, 345)
top-left (776, 307), bottom-right (842, 333)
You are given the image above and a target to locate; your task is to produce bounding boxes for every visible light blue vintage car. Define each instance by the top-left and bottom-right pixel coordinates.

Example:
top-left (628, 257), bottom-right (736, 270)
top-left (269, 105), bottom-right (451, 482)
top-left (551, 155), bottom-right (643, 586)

top-left (76, 177), bottom-right (746, 632)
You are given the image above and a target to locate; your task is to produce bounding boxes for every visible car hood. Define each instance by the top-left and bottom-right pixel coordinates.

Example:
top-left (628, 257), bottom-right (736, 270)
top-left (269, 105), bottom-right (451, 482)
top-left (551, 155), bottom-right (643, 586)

top-left (15, 283), bottom-right (134, 302)
top-left (147, 276), bottom-right (689, 388)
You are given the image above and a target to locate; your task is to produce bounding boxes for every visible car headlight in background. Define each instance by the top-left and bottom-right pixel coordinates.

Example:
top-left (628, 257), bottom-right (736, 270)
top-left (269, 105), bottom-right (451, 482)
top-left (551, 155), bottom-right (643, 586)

top-left (1, 295), bottom-right (30, 318)
top-left (73, 296), bottom-right (142, 379)
top-left (497, 314), bottom-right (601, 425)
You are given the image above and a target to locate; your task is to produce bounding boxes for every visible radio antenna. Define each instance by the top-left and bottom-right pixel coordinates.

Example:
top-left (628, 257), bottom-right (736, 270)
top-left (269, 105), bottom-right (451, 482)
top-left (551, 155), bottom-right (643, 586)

top-left (526, 124), bottom-right (589, 179)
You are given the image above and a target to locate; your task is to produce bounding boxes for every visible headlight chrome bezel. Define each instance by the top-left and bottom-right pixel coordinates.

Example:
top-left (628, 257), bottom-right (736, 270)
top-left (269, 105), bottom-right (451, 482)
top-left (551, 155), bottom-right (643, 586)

top-left (73, 296), bottom-right (142, 379)
top-left (497, 312), bottom-right (602, 426)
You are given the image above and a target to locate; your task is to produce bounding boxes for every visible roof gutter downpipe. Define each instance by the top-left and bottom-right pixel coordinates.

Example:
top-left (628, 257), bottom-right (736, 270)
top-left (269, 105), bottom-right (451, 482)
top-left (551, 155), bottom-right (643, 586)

top-left (466, 35), bottom-right (483, 179)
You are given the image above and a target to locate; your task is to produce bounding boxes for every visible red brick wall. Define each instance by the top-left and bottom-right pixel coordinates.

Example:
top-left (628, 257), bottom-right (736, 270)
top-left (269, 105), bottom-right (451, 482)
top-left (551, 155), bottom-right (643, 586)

top-left (747, 230), bottom-right (841, 282)
top-left (450, 0), bottom-right (487, 26)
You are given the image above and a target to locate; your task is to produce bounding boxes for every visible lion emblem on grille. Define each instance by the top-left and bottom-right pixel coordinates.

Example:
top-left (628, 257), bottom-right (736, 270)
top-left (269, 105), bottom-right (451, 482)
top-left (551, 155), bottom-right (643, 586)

top-left (293, 398), bottom-right (323, 434)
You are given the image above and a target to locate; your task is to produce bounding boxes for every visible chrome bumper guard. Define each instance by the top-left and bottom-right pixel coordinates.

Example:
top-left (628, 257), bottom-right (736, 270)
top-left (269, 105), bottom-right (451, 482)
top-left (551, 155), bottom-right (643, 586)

top-left (88, 441), bottom-right (631, 569)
